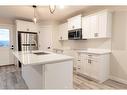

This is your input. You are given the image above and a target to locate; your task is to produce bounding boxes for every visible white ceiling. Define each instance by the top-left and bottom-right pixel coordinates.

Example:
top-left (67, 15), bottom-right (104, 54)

top-left (0, 6), bottom-right (90, 22)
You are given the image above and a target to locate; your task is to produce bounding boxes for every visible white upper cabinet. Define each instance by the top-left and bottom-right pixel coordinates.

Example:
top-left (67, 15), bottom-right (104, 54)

top-left (68, 15), bottom-right (82, 30)
top-left (82, 10), bottom-right (112, 39)
top-left (16, 20), bottom-right (38, 32)
top-left (98, 11), bottom-right (112, 38)
top-left (82, 15), bottom-right (98, 39)
top-left (58, 22), bottom-right (68, 40)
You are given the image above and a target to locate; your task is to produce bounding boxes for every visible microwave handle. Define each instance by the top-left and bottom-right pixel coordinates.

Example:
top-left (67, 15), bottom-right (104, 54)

top-left (76, 30), bottom-right (77, 38)
top-left (73, 31), bottom-right (76, 39)
top-left (76, 30), bottom-right (80, 39)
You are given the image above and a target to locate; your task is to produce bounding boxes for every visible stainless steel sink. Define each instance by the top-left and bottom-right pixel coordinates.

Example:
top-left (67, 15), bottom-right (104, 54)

top-left (33, 52), bottom-right (49, 55)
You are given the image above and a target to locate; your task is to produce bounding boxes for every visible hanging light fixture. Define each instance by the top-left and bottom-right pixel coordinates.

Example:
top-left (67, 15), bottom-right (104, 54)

top-left (49, 5), bottom-right (56, 14)
top-left (32, 5), bottom-right (37, 24)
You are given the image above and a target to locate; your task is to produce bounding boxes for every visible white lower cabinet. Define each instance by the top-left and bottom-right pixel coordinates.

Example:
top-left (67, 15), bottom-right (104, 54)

top-left (76, 53), bottom-right (110, 83)
top-left (22, 60), bottom-right (73, 89)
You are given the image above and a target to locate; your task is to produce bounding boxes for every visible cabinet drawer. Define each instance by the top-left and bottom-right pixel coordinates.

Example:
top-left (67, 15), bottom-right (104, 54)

top-left (76, 64), bottom-right (84, 73)
top-left (87, 54), bottom-right (100, 61)
top-left (77, 53), bottom-right (102, 62)
top-left (78, 53), bottom-right (88, 59)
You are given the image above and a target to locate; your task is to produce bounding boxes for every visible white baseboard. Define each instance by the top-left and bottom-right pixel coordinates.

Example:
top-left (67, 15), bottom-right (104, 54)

top-left (109, 75), bottom-right (127, 85)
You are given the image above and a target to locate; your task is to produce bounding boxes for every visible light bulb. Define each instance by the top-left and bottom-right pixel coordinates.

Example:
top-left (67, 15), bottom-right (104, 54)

top-left (33, 17), bottom-right (37, 24)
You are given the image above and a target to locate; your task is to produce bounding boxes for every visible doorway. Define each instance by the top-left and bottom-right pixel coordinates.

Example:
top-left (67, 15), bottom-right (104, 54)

top-left (0, 27), bottom-right (14, 66)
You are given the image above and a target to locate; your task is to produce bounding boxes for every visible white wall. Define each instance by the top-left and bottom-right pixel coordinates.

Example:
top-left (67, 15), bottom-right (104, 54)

top-left (38, 21), bottom-right (62, 50)
top-left (62, 39), bottom-right (111, 49)
top-left (110, 11), bottom-right (127, 82)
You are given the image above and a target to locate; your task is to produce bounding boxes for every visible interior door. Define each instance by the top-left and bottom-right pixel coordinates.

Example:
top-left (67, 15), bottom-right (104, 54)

top-left (0, 27), bottom-right (14, 66)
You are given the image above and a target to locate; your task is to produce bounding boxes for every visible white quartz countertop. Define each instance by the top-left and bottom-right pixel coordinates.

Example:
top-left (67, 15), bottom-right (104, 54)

top-left (13, 50), bottom-right (73, 66)
top-left (75, 48), bottom-right (111, 54)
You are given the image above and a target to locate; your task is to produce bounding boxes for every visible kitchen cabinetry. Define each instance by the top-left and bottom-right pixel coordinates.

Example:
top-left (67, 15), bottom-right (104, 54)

top-left (16, 20), bottom-right (38, 32)
top-left (21, 58), bottom-right (73, 89)
top-left (58, 22), bottom-right (68, 40)
top-left (76, 52), bottom-right (110, 83)
top-left (68, 15), bottom-right (82, 30)
top-left (82, 10), bottom-right (112, 39)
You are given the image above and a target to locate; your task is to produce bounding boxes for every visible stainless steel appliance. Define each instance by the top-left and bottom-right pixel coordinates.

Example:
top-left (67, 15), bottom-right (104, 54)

top-left (18, 32), bottom-right (38, 51)
top-left (68, 28), bottom-right (82, 40)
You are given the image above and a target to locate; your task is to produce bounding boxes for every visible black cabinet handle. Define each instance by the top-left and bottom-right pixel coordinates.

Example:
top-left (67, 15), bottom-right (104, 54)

top-left (88, 59), bottom-right (91, 64)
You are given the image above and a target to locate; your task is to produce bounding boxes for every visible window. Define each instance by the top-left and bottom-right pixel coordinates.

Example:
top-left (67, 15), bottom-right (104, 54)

top-left (0, 29), bottom-right (9, 47)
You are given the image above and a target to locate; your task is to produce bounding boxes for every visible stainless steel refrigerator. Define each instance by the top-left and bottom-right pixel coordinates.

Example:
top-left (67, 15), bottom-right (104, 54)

top-left (18, 32), bottom-right (38, 51)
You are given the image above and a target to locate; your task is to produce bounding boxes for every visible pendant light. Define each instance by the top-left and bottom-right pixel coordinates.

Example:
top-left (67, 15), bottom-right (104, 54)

top-left (49, 5), bottom-right (56, 14)
top-left (33, 5), bottom-right (37, 24)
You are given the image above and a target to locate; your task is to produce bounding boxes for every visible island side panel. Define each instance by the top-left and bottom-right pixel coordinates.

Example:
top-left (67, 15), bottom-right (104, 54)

top-left (44, 60), bottom-right (73, 89)
top-left (22, 64), bottom-right (43, 89)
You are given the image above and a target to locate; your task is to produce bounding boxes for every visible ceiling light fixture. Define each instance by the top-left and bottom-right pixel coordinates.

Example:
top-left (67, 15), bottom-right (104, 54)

top-left (33, 5), bottom-right (37, 24)
top-left (49, 5), bottom-right (56, 14)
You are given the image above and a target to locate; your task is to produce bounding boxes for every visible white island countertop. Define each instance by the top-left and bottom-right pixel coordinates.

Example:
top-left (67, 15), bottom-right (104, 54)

top-left (13, 50), bottom-right (73, 66)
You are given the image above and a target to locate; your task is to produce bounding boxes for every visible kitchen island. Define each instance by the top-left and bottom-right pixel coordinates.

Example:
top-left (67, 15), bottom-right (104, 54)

top-left (13, 50), bottom-right (73, 89)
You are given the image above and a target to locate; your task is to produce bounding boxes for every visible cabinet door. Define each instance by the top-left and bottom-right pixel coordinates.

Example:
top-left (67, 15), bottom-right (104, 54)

top-left (84, 54), bottom-right (100, 80)
top-left (90, 60), bottom-right (100, 80)
top-left (44, 61), bottom-right (73, 89)
top-left (73, 15), bottom-right (82, 29)
top-left (59, 23), bottom-right (68, 40)
top-left (85, 59), bottom-right (91, 76)
top-left (68, 18), bottom-right (75, 30)
top-left (90, 15), bottom-right (98, 38)
top-left (82, 11), bottom-right (111, 39)
top-left (68, 15), bottom-right (81, 30)
top-left (76, 53), bottom-right (88, 74)
top-left (82, 15), bottom-right (98, 39)
top-left (16, 20), bottom-right (38, 32)
top-left (76, 56), bottom-right (84, 73)
top-left (58, 25), bottom-right (63, 40)
top-left (98, 12), bottom-right (107, 38)
top-left (28, 22), bottom-right (38, 32)
top-left (16, 20), bottom-right (28, 31)
top-left (82, 16), bottom-right (91, 39)
top-left (76, 53), bottom-right (84, 73)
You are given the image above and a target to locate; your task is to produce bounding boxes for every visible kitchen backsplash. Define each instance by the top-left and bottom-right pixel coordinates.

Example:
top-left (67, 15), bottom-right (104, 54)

top-left (61, 38), bottom-right (111, 50)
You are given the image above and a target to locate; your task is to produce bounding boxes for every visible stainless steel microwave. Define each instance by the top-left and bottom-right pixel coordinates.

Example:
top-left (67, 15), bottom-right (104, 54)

top-left (68, 28), bottom-right (82, 40)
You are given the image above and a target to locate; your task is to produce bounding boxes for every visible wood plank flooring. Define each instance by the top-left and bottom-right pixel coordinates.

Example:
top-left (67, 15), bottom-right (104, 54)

top-left (73, 73), bottom-right (127, 89)
top-left (0, 65), bottom-right (127, 89)
top-left (0, 65), bottom-right (28, 89)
